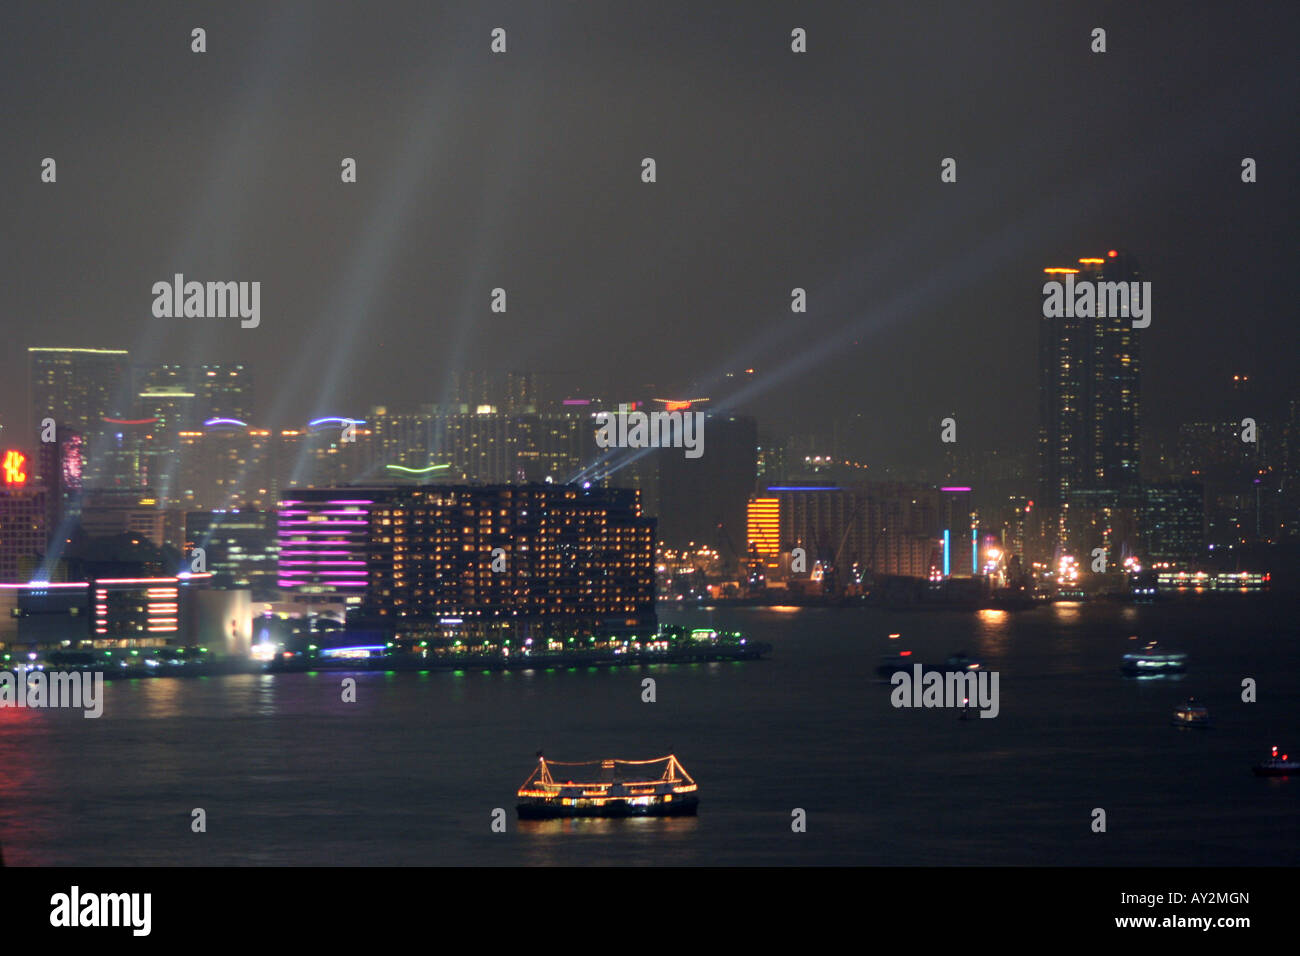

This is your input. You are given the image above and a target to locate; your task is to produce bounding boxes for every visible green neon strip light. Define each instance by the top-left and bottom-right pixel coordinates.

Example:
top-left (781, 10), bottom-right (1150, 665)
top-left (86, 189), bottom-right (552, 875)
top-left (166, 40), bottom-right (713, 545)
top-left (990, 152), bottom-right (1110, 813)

top-left (385, 463), bottom-right (451, 474)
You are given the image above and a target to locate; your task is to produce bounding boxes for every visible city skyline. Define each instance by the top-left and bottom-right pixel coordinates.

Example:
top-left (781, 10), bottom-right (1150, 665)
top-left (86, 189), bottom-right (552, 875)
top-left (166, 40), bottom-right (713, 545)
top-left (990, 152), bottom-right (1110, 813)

top-left (3, 4), bottom-right (1297, 475)
top-left (0, 2), bottom-right (1296, 889)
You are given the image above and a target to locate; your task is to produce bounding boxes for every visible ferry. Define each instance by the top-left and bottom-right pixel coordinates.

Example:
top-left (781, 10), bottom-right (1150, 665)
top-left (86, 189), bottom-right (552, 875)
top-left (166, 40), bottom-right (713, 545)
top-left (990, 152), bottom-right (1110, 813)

top-left (1171, 698), bottom-right (1210, 727)
top-left (1252, 746), bottom-right (1299, 777)
top-left (516, 753), bottom-right (699, 818)
top-left (1121, 640), bottom-right (1187, 677)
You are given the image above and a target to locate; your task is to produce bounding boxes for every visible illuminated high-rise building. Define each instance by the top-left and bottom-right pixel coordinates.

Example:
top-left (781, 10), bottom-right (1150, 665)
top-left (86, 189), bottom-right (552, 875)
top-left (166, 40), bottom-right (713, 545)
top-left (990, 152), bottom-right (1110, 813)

top-left (0, 448), bottom-right (46, 582)
top-left (276, 489), bottom-right (388, 608)
top-left (135, 363), bottom-right (253, 426)
top-left (185, 509), bottom-right (278, 592)
top-left (365, 484), bottom-right (655, 641)
top-left (27, 347), bottom-right (130, 438)
top-left (1038, 251), bottom-right (1143, 555)
top-left (36, 426), bottom-right (84, 562)
top-left (746, 484), bottom-right (941, 582)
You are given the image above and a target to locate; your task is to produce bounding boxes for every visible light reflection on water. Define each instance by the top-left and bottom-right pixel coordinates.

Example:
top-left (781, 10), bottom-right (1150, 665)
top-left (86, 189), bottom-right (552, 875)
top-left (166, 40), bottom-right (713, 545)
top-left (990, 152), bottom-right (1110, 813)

top-left (0, 597), bottom-right (1295, 866)
top-left (974, 608), bottom-right (1010, 657)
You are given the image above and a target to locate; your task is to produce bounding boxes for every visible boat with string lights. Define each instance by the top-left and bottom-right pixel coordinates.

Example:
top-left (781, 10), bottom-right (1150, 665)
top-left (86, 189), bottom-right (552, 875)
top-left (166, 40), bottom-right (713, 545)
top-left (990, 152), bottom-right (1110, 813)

top-left (516, 753), bottom-right (699, 818)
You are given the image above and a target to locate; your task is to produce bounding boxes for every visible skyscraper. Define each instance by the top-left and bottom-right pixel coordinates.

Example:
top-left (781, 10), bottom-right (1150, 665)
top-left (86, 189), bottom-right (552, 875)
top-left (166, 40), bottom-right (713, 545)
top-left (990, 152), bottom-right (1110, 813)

top-left (364, 484), bottom-right (656, 641)
top-left (27, 347), bottom-right (130, 438)
top-left (134, 363), bottom-right (253, 426)
top-left (1038, 251), bottom-right (1143, 556)
top-left (0, 449), bottom-right (46, 582)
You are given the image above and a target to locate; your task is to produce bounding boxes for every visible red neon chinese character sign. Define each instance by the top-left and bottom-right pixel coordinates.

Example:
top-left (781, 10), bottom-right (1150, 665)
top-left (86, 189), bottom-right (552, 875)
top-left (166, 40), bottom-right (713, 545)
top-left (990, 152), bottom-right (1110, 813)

top-left (2, 450), bottom-right (27, 485)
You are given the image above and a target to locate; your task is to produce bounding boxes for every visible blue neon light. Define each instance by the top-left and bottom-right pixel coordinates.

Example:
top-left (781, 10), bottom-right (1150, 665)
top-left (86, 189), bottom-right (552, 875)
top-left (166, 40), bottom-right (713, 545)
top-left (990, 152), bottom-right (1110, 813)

top-left (766, 486), bottom-right (841, 491)
top-left (308, 417), bottom-right (365, 427)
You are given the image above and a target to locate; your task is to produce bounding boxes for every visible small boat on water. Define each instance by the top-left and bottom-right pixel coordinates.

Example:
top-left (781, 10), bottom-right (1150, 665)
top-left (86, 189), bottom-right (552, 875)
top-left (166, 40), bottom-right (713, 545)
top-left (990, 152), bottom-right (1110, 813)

top-left (877, 651), bottom-right (916, 678)
top-left (944, 651), bottom-right (981, 672)
top-left (958, 696), bottom-right (977, 721)
top-left (516, 753), bottom-right (699, 818)
top-left (1252, 746), bottom-right (1298, 777)
top-left (1171, 697), bottom-right (1210, 727)
top-left (1121, 640), bottom-right (1187, 677)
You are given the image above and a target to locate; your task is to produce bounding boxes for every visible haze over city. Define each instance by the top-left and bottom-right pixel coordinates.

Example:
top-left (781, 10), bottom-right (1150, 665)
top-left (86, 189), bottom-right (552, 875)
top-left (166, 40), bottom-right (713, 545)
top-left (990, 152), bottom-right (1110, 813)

top-left (0, 2), bottom-right (1296, 915)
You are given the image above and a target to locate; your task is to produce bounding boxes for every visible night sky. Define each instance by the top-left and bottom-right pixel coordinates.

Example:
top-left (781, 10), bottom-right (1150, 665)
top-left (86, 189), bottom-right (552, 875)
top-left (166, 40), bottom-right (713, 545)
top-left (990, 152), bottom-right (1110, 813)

top-left (2, 1), bottom-right (1296, 470)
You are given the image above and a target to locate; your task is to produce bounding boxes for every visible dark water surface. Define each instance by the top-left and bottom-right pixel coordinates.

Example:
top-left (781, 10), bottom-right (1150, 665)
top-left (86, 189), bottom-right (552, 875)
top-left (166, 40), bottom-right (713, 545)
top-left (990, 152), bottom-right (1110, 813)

top-left (1, 596), bottom-right (1296, 865)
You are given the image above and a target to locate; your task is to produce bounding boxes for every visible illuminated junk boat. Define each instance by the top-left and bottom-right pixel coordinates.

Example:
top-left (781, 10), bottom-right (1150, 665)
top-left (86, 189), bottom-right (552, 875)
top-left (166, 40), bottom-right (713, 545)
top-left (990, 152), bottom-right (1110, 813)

top-left (1120, 641), bottom-right (1187, 677)
top-left (516, 754), bottom-right (699, 819)
top-left (1253, 746), bottom-right (1299, 777)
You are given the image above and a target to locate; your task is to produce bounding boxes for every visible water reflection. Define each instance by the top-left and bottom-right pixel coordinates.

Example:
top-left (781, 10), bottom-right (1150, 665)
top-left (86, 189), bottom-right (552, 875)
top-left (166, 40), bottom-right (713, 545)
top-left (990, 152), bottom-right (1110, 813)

top-left (974, 609), bottom-right (1010, 656)
top-left (254, 673), bottom-right (279, 716)
top-left (139, 677), bottom-right (184, 720)
top-left (0, 706), bottom-right (58, 865)
top-left (1052, 602), bottom-right (1082, 621)
top-left (518, 815), bottom-right (700, 864)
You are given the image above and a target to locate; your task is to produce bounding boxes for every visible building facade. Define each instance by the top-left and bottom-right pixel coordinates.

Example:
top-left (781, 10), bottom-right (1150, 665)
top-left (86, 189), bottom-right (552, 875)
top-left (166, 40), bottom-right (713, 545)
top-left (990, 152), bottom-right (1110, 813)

top-left (364, 484), bottom-right (655, 641)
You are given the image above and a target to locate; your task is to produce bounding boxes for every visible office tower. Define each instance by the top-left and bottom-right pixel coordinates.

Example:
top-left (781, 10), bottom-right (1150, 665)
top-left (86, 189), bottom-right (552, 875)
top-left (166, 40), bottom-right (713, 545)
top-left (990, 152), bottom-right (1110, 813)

top-left (655, 414), bottom-right (757, 562)
top-left (369, 406), bottom-right (591, 485)
top-left (1038, 251), bottom-right (1142, 556)
top-left (1281, 399), bottom-right (1300, 539)
top-left (746, 483), bottom-right (942, 583)
top-left (755, 426), bottom-right (788, 485)
top-left (92, 576), bottom-right (180, 641)
top-left (27, 347), bottom-right (130, 439)
top-left (1141, 480), bottom-right (1206, 563)
top-left (36, 425), bottom-right (84, 560)
top-left (177, 425), bottom-right (276, 512)
top-left (77, 490), bottom-right (168, 548)
top-left (185, 509), bottom-right (278, 591)
top-left (365, 484), bottom-right (656, 641)
top-left (0, 448), bottom-right (46, 582)
top-left (1175, 418), bottom-right (1259, 549)
top-left (135, 363), bottom-right (253, 426)
top-left (92, 420), bottom-right (159, 493)
top-left (505, 371), bottom-right (537, 414)
top-left (448, 369), bottom-right (494, 413)
top-left (195, 364), bottom-right (253, 423)
top-left (277, 489), bottom-right (391, 608)
top-left (511, 413), bottom-right (588, 482)
top-left (939, 486), bottom-right (977, 577)
top-left (370, 407), bottom-right (437, 474)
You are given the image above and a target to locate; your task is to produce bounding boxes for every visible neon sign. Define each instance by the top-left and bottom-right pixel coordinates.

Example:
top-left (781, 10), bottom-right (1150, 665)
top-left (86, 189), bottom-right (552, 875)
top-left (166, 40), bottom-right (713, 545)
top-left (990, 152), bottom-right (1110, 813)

top-left (2, 450), bottom-right (27, 485)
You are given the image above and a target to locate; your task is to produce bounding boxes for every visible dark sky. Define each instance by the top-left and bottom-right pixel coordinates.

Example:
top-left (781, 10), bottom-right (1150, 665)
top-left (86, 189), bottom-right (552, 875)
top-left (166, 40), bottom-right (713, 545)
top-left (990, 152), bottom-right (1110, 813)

top-left (2, 1), bottom-right (1296, 470)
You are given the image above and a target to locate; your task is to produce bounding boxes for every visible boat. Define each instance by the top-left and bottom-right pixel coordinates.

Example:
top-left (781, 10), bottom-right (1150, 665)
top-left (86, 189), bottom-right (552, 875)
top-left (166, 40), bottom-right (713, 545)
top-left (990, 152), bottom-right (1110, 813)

top-left (876, 651), bottom-right (916, 678)
top-left (1171, 697), bottom-right (1210, 727)
top-left (516, 753), bottom-right (699, 818)
top-left (1252, 746), bottom-right (1299, 777)
top-left (1121, 640), bottom-right (1187, 676)
top-left (943, 651), bottom-right (982, 672)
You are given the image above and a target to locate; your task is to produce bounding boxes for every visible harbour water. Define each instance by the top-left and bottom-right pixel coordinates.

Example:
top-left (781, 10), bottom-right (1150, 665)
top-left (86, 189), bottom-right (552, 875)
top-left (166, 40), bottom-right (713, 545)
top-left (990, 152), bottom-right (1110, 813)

top-left (1, 596), bottom-right (1296, 866)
